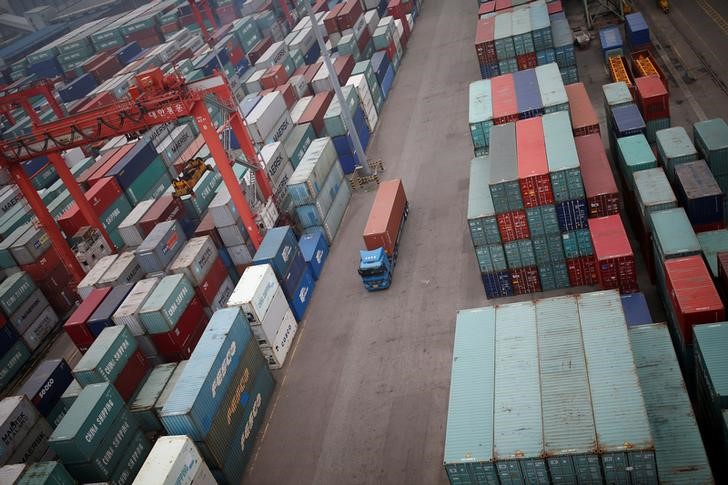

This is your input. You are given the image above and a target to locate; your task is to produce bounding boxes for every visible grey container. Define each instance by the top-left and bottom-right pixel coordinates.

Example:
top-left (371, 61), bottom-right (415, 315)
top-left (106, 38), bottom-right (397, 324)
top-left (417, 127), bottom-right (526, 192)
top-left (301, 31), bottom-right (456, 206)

top-left (535, 296), bottom-right (601, 483)
top-left (138, 274), bottom-right (194, 335)
top-left (168, 237), bottom-right (218, 286)
top-left (694, 118), bottom-right (728, 176)
top-left (0, 272), bottom-right (35, 317)
top-left (634, 168), bottom-right (677, 228)
top-left (468, 157), bottom-right (501, 247)
top-left (0, 396), bottom-right (40, 464)
top-left (493, 302), bottom-right (547, 482)
top-left (536, 63), bottom-right (569, 113)
top-left (112, 277), bottom-right (160, 336)
top-left (287, 137), bottom-right (339, 207)
top-left (7, 418), bottom-right (51, 465)
top-left (77, 254), bottom-right (118, 300)
top-left (543, 111), bottom-right (584, 202)
top-left (9, 288), bottom-right (48, 335)
top-left (154, 361), bottom-right (187, 418)
top-left (488, 123), bottom-right (522, 214)
top-left (130, 363), bottom-right (177, 432)
top-left (118, 201), bottom-right (155, 248)
top-left (443, 307), bottom-right (498, 484)
top-left (0, 463), bottom-right (25, 483)
top-left (59, 380), bottom-right (82, 410)
top-left (577, 291), bottom-right (657, 483)
top-left (135, 220), bottom-right (187, 275)
top-left (630, 323), bottom-right (714, 484)
top-left (656, 127), bottom-right (698, 182)
top-left (9, 226), bottom-right (50, 266)
top-left (21, 305), bottom-right (58, 352)
top-left (16, 461), bottom-right (75, 484)
top-left (95, 251), bottom-right (143, 288)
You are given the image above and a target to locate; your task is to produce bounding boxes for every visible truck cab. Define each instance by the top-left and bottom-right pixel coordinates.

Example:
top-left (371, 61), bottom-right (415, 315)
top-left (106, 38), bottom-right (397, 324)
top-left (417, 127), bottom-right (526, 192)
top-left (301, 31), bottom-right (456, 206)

top-left (358, 247), bottom-right (393, 290)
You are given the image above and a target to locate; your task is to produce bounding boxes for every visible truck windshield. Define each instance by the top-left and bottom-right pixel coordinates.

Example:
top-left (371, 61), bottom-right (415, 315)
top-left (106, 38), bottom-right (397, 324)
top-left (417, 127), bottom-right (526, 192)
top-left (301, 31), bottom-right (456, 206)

top-left (358, 267), bottom-right (385, 277)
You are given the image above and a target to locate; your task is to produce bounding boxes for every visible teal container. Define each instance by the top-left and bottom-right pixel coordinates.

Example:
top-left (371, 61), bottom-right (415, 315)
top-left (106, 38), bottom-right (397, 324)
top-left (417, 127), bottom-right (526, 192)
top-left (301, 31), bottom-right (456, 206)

top-left (469, 80), bottom-right (493, 151)
top-left (125, 157), bottom-right (168, 205)
top-left (694, 118), bottom-right (728, 176)
top-left (26, 46), bottom-right (58, 64)
top-left (532, 236), bottom-right (551, 265)
top-left (139, 274), bottom-right (195, 335)
top-left (352, 61), bottom-right (379, 102)
top-left (617, 134), bottom-right (657, 190)
top-left (17, 461), bottom-right (75, 484)
top-left (539, 263), bottom-right (556, 291)
top-left (181, 169), bottom-right (221, 218)
top-left (650, 207), bottom-right (700, 300)
top-left (0, 223), bottom-right (30, 268)
top-left (0, 207), bottom-right (32, 240)
top-left (65, 410), bottom-right (138, 482)
top-left (527, 206), bottom-right (545, 237)
top-left (0, 341), bottom-right (30, 389)
top-left (60, 380), bottom-right (82, 410)
top-left (104, 429), bottom-right (150, 485)
top-left (475, 244), bottom-right (507, 273)
top-left (120, 15), bottom-right (158, 35)
top-left (656, 127), bottom-right (698, 182)
top-left (468, 157), bottom-right (501, 246)
top-left (31, 164), bottom-right (58, 190)
top-left (370, 81), bottom-right (384, 114)
top-left (58, 36), bottom-right (91, 55)
top-left (73, 326), bottom-right (137, 386)
top-left (49, 383), bottom-right (125, 465)
top-left (547, 233), bottom-right (565, 263)
top-left (645, 117), bottom-right (670, 144)
top-left (284, 124), bottom-right (315, 169)
top-left (289, 49), bottom-right (304, 69)
top-left (101, 195), bottom-right (133, 233)
top-left (504, 239), bottom-right (535, 269)
top-left (562, 231), bottom-right (580, 259)
top-left (697, 230), bottom-right (728, 278)
top-left (0, 272), bottom-right (36, 315)
top-left (47, 400), bottom-right (68, 428)
top-left (544, 111), bottom-right (584, 202)
top-left (323, 86), bottom-right (359, 137)
top-left (553, 261), bottom-right (570, 288)
top-left (48, 193), bottom-right (73, 220)
top-left (130, 363), bottom-right (177, 432)
top-left (57, 46), bottom-right (95, 65)
top-left (141, 174), bottom-right (172, 201)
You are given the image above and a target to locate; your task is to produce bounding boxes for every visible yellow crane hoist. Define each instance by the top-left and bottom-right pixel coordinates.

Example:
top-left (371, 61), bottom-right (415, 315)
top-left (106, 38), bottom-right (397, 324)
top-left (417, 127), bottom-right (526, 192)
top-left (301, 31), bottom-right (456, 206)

top-left (609, 56), bottom-right (632, 87)
top-left (658, 0), bottom-right (670, 14)
top-left (172, 158), bottom-right (212, 198)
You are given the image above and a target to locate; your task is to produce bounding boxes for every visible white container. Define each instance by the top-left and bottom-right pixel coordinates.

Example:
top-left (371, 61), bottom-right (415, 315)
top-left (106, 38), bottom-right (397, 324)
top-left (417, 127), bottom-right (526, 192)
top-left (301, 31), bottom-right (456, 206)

top-left (168, 237), bottom-right (217, 286)
top-left (226, 264), bottom-right (280, 324)
top-left (211, 276), bottom-right (235, 312)
top-left (77, 254), bottom-right (118, 300)
top-left (246, 92), bottom-right (287, 144)
top-left (133, 435), bottom-right (212, 485)
top-left (260, 308), bottom-right (297, 369)
top-left (10, 226), bottom-right (50, 265)
top-left (288, 74), bottom-right (310, 100)
top-left (256, 41), bottom-right (288, 68)
top-left (347, 74), bottom-right (378, 130)
top-left (253, 283), bottom-right (289, 346)
top-left (269, 155), bottom-right (294, 203)
top-left (208, 188), bottom-right (239, 228)
top-left (113, 277), bottom-right (160, 336)
top-left (264, 111), bottom-right (294, 145)
top-left (21, 305), bottom-right (58, 351)
top-left (312, 64), bottom-right (332, 94)
top-left (96, 251), bottom-right (143, 288)
top-left (118, 199), bottom-right (156, 248)
top-left (290, 96), bottom-right (313, 124)
top-left (217, 219), bottom-right (247, 247)
top-left (261, 141), bottom-right (294, 190)
top-left (157, 123), bottom-right (194, 167)
top-left (244, 68), bottom-right (265, 94)
top-left (227, 243), bottom-right (253, 266)
top-left (364, 10), bottom-right (380, 35)
top-left (9, 288), bottom-right (48, 335)
top-left (0, 185), bottom-right (24, 216)
top-left (0, 396), bottom-right (39, 463)
top-left (290, 27), bottom-right (315, 55)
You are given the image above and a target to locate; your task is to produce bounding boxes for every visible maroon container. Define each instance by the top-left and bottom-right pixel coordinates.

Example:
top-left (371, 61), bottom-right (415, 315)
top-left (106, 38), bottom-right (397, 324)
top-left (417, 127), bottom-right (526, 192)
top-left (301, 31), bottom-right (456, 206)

top-left (313, 0), bottom-right (329, 13)
top-left (58, 177), bottom-right (124, 237)
top-left (566, 83), bottom-right (600, 137)
top-left (36, 262), bottom-right (71, 295)
top-left (303, 62), bottom-right (322, 87)
top-left (195, 258), bottom-right (227, 307)
top-left (576, 134), bottom-right (619, 218)
top-left (590, 215), bottom-right (639, 294)
top-left (566, 256), bottom-right (598, 287)
top-left (357, 27), bottom-right (371, 54)
top-left (216, 5), bottom-right (236, 24)
top-left (298, 91), bottom-right (334, 137)
top-left (324, 3), bottom-right (344, 34)
top-left (475, 18), bottom-right (497, 65)
top-left (114, 350), bottom-right (149, 402)
top-left (496, 210), bottom-right (530, 243)
top-left (510, 266), bottom-right (541, 295)
top-left (635, 75), bottom-right (669, 122)
top-left (89, 56), bottom-right (123, 84)
top-left (337, 0), bottom-right (363, 31)
top-left (82, 52), bottom-right (110, 73)
top-left (150, 296), bottom-right (207, 360)
top-left (161, 21), bottom-right (181, 34)
top-left (19, 247), bottom-right (61, 281)
top-left (260, 65), bottom-right (289, 90)
top-left (516, 52), bottom-right (537, 71)
top-left (64, 287), bottom-right (112, 352)
top-left (276, 82), bottom-right (297, 110)
top-left (334, 55), bottom-right (355, 86)
top-left (362, 179), bottom-right (408, 256)
top-left (138, 195), bottom-right (188, 237)
top-left (248, 37), bottom-right (273, 65)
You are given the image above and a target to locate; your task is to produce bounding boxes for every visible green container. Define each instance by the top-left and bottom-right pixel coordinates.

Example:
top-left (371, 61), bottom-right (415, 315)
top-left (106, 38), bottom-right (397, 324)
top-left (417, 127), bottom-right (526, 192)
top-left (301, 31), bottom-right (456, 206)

top-left (645, 117), bottom-right (670, 144)
top-left (650, 208), bottom-right (701, 263)
top-left (561, 229), bottom-right (593, 259)
top-left (324, 86), bottom-right (359, 137)
top-left (469, 80), bottom-right (493, 151)
top-left (554, 261), bottom-right (570, 288)
top-left (468, 157), bottom-right (501, 247)
top-left (289, 48), bottom-right (304, 68)
top-left (142, 175), bottom-right (172, 202)
top-left (697, 230), bottom-right (728, 278)
top-left (547, 233), bottom-right (565, 263)
top-left (283, 123), bottom-right (315, 169)
top-left (180, 169), bottom-right (221, 218)
top-left (125, 157), bottom-right (168, 205)
top-left (130, 363), bottom-right (177, 432)
top-left (91, 26), bottom-right (122, 44)
top-left (26, 47), bottom-right (58, 65)
top-left (57, 46), bottom-right (94, 65)
top-left (104, 429), bottom-right (150, 485)
top-left (0, 341), bottom-right (30, 389)
top-left (31, 164), bottom-right (58, 190)
top-left (65, 410), bottom-right (138, 482)
top-left (49, 383), bottom-right (125, 465)
top-left (48, 193), bottom-right (74, 220)
top-left (694, 119), bottom-right (728, 176)
top-left (139, 274), bottom-right (194, 335)
top-left (101, 195), bottom-right (133, 233)
top-left (0, 272), bottom-right (36, 316)
top-left (94, 37), bottom-right (125, 52)
top-left (17, 461), bottom-right (75, 485)
top-left (282, 53), bottom-right (296, 77)
top-left (504, 239), bottom-right (536, 269)
top-left (73, 326), bottom-right (137, 386)
top-left (121, 15), bottom-right (158, 35)
top-left (0, 207), bottom-right (32, 241)
top-left (539, 263), bottom-right (556, 291)
top-left (617, 134), bottom-right (657, 190)
top-left (475, 244), bottom-right (507, 273)
top-left (60, 380), bottom-right (82, 409)
top-left (526, 205), bottom-right (560, 238)
top-left (656, 127), bottom-right (698, 182)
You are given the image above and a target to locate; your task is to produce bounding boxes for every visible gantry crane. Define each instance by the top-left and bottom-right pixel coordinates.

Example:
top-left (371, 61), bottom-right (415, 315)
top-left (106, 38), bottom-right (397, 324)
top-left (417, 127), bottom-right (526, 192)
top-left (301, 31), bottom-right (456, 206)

top-left (0, 68), bottom-right (274, 287)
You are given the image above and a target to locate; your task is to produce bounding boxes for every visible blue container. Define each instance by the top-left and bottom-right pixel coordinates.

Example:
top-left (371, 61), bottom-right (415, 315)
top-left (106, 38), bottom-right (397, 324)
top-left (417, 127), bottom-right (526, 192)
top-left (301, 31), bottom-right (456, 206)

top-left (674, 161), bottom-right (725, 227)
top-left (107, 139), bottom-right (157, 191)
top-left (253, 226), bottom-right (298, 281)
top-left (556, 199), bottom-right (587, 233)
top-left (381, 65), bottom-right (395, 99)
top-left (86, 284), bottom-right (134, 338)
top-left (612, 103), bottom-right (646, 138)
top-left (22, 156), bottom-right (48, 176)
top-left (371, 51), bottom-right (390, 86)
top-left (304, 43), bottom-right (321, 65)
top-left (28, 58), bottom-right (62, 78)
top-left (481, 270), bottom-right (513, 298)
top-left (240, 94), bottom-right (261, 117)
top-left (298, 230), bottom-right (328, 280)
top-left (332, 135), bottom-right (353, 159)
top-left (281, 249), bottom-right (305, 301)
top-left (513, 69), bottom-right (544, 120)
top-left (289, 267), bottom-right (315, 322)
top-left (160, 307), bottom-right (252, 440)
top-left (536, 49), bottom-right (556, 66)
top-left (621, 292), bottom-right (652, 327)
top-left (59, 73), bottom-right (97, 102)
top-left (0, 322), bottom-right (17, 357)
top-left (19, 358), bottom-right (72, 417)
top-left (115, 42), bottom-right (141, 65)
top-left (479, 62), bottom-right (500, 79)
top-left (625, 12), bottom-right (650, 47)
top-left (598, 25), bottom-right (623, 60)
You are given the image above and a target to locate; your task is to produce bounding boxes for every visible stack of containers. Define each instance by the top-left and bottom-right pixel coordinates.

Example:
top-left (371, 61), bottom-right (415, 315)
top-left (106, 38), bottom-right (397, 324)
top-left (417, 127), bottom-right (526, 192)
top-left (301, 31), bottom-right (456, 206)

top-left (138, 274), bottom-right (208, 362)
top-left (325, 86), bottom-right (370, 174)
top-left (261, 141), bottom-right (296, 208)
top-left (608, 103), bottom-right (646, 163)
top-left (64, 287), bottom-right (112, 353)
top-left (128, 363), bottom-right (178, 432)
top-left (207, 186), bottom-right (257, 274)
top-left (675, 161), bottom-right (725, 232)
top-left (598, 25), bottom-right (623, 62)
top-left (624, 12), bottom-right (651, 51)
top-left (694, 323), bottom-right (728, 482)
top-left (298, 231), bottom-right (329, 281)
top-left (135, 220), bottom-right (187, 276)
top-left (112, 277), bottom-right (164, 365)
top-left (134, 435), bottom-right (216, 484)
top-left (694, 118), bottom-right (728, 217)
top-left (656, 127), bottom-right (698, 183)
top-left (139, 196), bottom-right (195, 240)
top-left (615, 133), bottom-right (657, 194)
top-left (18, 359), bottom-right (73, 428)
top-left (468, 79), bottom-right (492, 155)
top-left (635, 75), bottom-right (669, 142)
top-left (575, 134), bottom-right (620, 219)
top-left (565, 83), bottom-right (599, 137)
top-left (48, 382), bottom-right (151, 483)
top-left (0, 396), bottom-right (52, 466)
top-left (118, 200), bottom-right (156, 249)
top-left (287, 138), bottom-right (351, 244)
top-left (72, 325), bottom-right (148, 402)
top-left (696, 230), bottom-right (728, 281)
top-left (159, 308), bottom-right (274, 484)
top-left (589, 214), bottom-right (639, 293)
top-left (252, 227), bottom-right (315, 322)
top-left (549, 11), bottom-right (577, 84)
top-left (227, 264), bottom-right (298, 369)
top-left (3, 461), bottom-right (76, 482)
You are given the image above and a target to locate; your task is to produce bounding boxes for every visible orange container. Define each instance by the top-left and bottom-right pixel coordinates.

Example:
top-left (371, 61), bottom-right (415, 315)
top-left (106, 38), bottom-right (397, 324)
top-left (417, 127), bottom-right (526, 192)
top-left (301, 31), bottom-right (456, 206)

top-left (363, 179), bottom-right (408, 256)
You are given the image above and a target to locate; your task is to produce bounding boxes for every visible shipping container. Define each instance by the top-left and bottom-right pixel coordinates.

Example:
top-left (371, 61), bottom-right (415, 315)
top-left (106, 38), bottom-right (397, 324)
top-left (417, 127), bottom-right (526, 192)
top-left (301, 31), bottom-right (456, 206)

top-left (675, 161), bottom-right (725, 230)
top-left (138, 274), bottom-right (194, 335)
top-left (287, 138), bottom-right (338, 206)
top-left (513, 69), bottom-right (543, 119)
top-left (698, 230), bottom-right (728, 278)
top-left (517, 117), bottom-right (552, 207)
top-left (73, 325), bottom-right (137, 386)
top-left (130, 363), bottom-right (177, 432)
top-left (0, 396), bottom-right (40, 463)
top-left (0, 272), bottom-right (35, 317)
top-left (362, 179), bottom-right (408, 257)
top-left (535, 63), bottom-right (568, 113)
top-left (543, 111), bottom-right (583, 203)
top-left (491, 73), bottom-right (518, 125)
top-left (168, 237), bottom-right (217, 287)
top-left (656, 127), bottom-right (698, 182)
top-left (694, 118), bottom-right (728, 176)
top-left (620, 292), bottom-right (652, 327)
top-left (488, 123), bottom-right (523, 214)
top-left (590, 215), bottom-right (638, 293)
top-left (77, 255), bottom-right (118, 300)
top-left (565, 82), bottom-right (599, 136)
top-left (18, 359), bottom-right (72, 419)
top-left (133, 435), bottom-right (213, 485)
top-left (96, 251), bottom-right (143, 288)
top-left (298, 231), bottom-right (328, 280)
top-left (86, 284), bottom-right (134, 338)
top-left (634, 168), bottom-right (677, 227)
top-left (576, 134), bottom-right (619, 218)
top-left (616, 134), bottom-right (657, 190)
top-left (17, 461), bottom-right (75, 484)
top-left (635, 75), bottom-right (669, 122)
top-left (135, 220), bottom-right (187, 275)
top-left (468, 157), bottom-right (502, 247)
top-left (64, 287), bottom-right (112, 352)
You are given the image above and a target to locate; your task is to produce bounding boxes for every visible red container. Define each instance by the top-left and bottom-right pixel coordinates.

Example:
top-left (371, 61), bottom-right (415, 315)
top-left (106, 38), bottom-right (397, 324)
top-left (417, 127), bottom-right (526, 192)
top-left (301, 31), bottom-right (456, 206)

top-left (334, 55), bottom-right (355, 86)
top-left (161, 22), bottom-right (181, 34)
top-left (276, 82), bottom-right (298, 110)
top-left (510, 266), bottom-right (541, 295)
top-left (89, 56), bottom-right (123, 84)
top-left (304, 62), bottom-right (322, 87)
top-left (324, 3), bottom-right (344, 34)
top-left (496, 210), bottom-right (530, 242)
top-left (495, 0), bottom-right (512, 10)
top-left (77, 150), bottom-right (116, 188)
top-left (248, 37), bottom-right (273, 65)
top-left (64, 287), bottom-right (112, 352)
top-left (88, 144), bottom-right (134, 186)
top-left (195, 258), bottom-right (227, 307)
top-left (635, 75), bottom-right (669, 122)
top-left (36, 262), bottom-right (71, 296)
top-left (665, 255), bottom-right (724, 345)
top-left (479, 1), bottom-right (496, 16)
top-left (566, 83), bottom-right (600, 137)
top-left (590, 215), bottom-right (639, 294)
top-left (58, 177), bottom-right (124, 237)
top-left (138, 195), bottom-right (188, 237)
top-left (337, 0), bottom-right (363, 30)
top-left (19, 246), bottom-right (61, 281)
top-left (385, 39), bottom-right (397, 62)
top-left (260, 65), bottom-right (289, 90)
top-left (576, 134), bottom-right (619, 218)
top-left (298, 91), bottom-right (334, 137)
top-left (566, 256), bottom-right (598, 287)
top-left (150, 296), bottom-right (207, 360)
top-left (313, 0), bottom-right (329, 13)
top-left (362, 179), bottom-right (408, 257)
top-left (547, 0), bottom-right (563, 13)
top-left (113, 350), bottom-right (149, 401)
top-left (357, 27), bottom-right (371, 54)
top-left (631, 50), bottom-right (669, 93)
top-left (516, 52), bottom-right (537, 71)
top-left (82, 52), bottom-right (110, 73)
top-left (475, 18), bottom-right (497, 65)
top-left (516, 117), bottom-right (553, 208)
top-left (491, 74), bottom-right (518, 125)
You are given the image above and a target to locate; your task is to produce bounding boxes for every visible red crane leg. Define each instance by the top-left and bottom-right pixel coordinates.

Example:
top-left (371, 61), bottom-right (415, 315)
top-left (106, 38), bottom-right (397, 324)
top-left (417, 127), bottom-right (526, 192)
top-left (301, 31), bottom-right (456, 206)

top-left (8, 164), bottom-right (85, 285)
top-left (278, 0), bottom-right (295, 28)
top-left (47, 152), bottom-right (114, 249)
top-left (202, 1), bottom-right (217, 30)
top-left (229, 111), bottom-right (273, 200)
top-left (192, 102), bottom-right (264, 249)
